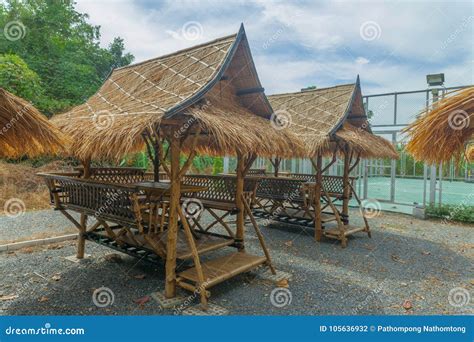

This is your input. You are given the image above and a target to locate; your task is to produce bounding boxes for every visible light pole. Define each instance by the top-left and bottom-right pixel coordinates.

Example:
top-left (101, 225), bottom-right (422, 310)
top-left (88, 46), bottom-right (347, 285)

top-left (426, 73), bottom-right (445, 206)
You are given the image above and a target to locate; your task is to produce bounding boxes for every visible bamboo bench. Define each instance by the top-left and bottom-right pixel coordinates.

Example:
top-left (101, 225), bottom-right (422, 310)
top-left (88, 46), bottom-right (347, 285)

top-left (252, 172), bottom-right (371, 247)
top-left (181, 174), bottom-right (259, 242)
top-left (74, 167), bottom-right (169, 183)
top-left (253, 175), bottom-right (356, 227)
top-left (39, 173), bottom-right (233, 263)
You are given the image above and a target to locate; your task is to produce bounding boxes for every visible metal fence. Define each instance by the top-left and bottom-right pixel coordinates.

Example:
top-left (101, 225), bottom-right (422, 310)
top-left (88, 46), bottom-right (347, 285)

top-left (223, 84), bottom-right (474, 212)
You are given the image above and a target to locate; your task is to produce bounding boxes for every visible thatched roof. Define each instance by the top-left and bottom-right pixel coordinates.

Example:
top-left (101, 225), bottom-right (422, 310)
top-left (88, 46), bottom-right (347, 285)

top-left (268, 77), bottom-right (398, 159)
top-left (0, 88), bottom-right (66, 158)
top-left (404, 86), bottom-right (474, 164)
top-left (52, 24), bottom-right (304, 161)
top-left (466, 145), bottom-right (474, 163)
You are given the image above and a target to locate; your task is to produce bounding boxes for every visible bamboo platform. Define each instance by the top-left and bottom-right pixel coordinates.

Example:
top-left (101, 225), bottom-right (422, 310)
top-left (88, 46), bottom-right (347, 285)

top-left (177, 252), bottom-right (267, 288)
top-left (253, 207), bottom-right (336, 228)
top-left (91, 228), bottom-right (235, 260)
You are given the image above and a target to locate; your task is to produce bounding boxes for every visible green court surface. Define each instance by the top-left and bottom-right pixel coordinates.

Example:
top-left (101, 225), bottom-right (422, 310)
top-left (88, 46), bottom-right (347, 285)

top-left (352, 177), bottom-right (474, 214)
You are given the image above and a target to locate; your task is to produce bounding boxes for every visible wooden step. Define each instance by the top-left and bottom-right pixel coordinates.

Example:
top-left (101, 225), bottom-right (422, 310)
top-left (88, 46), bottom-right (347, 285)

top-left (177, 252), bottom-right (267, 288)
top-left (320, 213), bottom-right (337, 223)
top-left (324, 226), bottom-right (366, 238)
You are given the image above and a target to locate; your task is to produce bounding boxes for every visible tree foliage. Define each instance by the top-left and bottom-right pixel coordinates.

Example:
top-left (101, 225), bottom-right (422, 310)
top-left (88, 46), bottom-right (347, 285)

top-left (0, 53), bottom-right (43, 102)
top-left (0, 0), bottom-right (134, 115)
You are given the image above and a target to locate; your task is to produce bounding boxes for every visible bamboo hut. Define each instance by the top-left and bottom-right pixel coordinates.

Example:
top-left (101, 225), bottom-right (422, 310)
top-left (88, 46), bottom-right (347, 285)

top-left (404, 86), bottom-right (474, 164)
top-left (42, 24), bottom-right (304, 308)
top-left (0, 88), bottom-right (66, 158)
top-left (254, 78), bottom-right (398, 247)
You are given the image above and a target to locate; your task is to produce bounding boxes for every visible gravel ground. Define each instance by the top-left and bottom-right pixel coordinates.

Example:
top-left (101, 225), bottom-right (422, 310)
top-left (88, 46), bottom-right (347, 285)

top-left (0, 210), bottom-right (78, 244)
top-left (0, 209), bottom-right (472, 315)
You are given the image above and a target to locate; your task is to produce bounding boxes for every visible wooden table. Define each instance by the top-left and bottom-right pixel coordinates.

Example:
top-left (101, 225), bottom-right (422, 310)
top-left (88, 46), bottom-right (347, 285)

top-left (133, 181), bottom-right (208, 197)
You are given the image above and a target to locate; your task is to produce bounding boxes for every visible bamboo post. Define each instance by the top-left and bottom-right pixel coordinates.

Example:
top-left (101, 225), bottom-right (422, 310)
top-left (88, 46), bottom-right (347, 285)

top-left (165, 135), bottom-right (181, 298)
top-left (314, 154), bottom-right (323, 241)
top-left (241, 195), bottom-right (276, 274)
top-left (274, 157), bottom-right (281, 177)
top-left (144, 129), bottom-right (162, 182)
top-left (153, 139), bottom-right (160, 182)
top-left (235, 152), bottom-right (245, 250)
top-left (77, 158), bottom-right (91, 259)
top-left (178, 209), bottom-right (208, 309)
top-left (342, 145), bottom-right (351, 225)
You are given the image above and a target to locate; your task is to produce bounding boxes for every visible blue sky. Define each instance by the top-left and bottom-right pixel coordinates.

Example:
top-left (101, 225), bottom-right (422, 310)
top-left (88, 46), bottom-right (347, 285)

top-left (76, 0), bottom-right (472, 97)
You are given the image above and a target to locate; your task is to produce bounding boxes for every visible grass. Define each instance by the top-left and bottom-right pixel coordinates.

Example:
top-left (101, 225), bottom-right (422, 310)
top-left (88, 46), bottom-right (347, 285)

top-left (0, 160), bottom-right (74, 213)
top-left (426, 204), bottom-right (474, 224)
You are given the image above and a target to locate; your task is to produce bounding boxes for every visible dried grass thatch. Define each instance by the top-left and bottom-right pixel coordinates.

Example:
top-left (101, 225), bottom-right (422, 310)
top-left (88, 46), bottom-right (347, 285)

top-left (0, 88), bottom-right (66, 158)
top-left (336, 123), bottom-right (398, 159)
top-left (466, 145), bottom-right (474, 163)
top-left (268, 78), bottom-right (398, 159)
top-left (404, 86), bottom-right (474, 164)
top-left (52, 25), bottom-right (304, 161)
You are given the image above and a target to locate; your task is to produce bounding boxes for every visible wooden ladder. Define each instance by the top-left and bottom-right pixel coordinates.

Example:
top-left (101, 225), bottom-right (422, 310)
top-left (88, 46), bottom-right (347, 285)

top-left (318, 183), bottom-right (371, 248)
top-left (176, 194), bottom-right (276, 310)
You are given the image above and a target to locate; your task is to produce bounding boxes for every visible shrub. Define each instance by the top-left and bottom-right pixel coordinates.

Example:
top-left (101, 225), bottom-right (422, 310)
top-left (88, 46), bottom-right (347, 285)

top-left (426, 204), bottom-right (474, 224)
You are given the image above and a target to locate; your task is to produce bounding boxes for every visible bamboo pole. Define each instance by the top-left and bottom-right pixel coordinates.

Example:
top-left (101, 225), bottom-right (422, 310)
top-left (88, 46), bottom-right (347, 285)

top-left (270, 157), bottom-right (281, 177)
top-left (178, 209), bottom-right (208, 309)
top-left (241, 194), bottom-right (276, 275)
top-left (165, 135), bottom-right (181, 298)
top-left (153, 139), bottom-right (160, 182)
top-left (342, 145), bottom-right (351, 225)
top-left (314, 154), bottom-right (323, 241)
top-left (235, 152), bottom-right (245, 250)
top-left (77, 158), bottom-right (91, 259)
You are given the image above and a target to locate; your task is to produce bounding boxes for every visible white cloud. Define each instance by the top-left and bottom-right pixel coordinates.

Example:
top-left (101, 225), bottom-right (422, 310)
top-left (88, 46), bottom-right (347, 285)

top-left (356, 57), bottom-right (370, 65)
top-left (74, 0), bottom-right (472, 95)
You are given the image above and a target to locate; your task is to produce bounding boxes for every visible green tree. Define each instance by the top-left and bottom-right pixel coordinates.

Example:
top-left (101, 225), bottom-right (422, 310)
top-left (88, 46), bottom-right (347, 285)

top-left (0, 53), bottom-right (43, 103)
top-left (0, 0), bottom-right (134, 115)
top-left (108, 37), bottom-right (134, 69)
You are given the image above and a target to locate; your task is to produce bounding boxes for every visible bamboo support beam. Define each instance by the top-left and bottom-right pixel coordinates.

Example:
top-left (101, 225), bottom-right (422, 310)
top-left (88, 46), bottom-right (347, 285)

top-left (314, 154), bottom-right (323, 241)
top-left (164, 127), bottom-right (201, 299)
top-left (241, 194), bottom-right (276, 275)
top-left (342, 145), bottom-right (351, 225)
top-left (77, 158), bottom-right (91, 259)
top-left (165, 135), bottom-right (181, 298)
top-left (156, 133), bottom-right (171, 177)
top-left (234, 152), bottom-right (256, 250)
top-left (269, 157), bottom-right (281, 177)
top-left (178, 209), bottom-right (208, 309)
top-left (235, 152), bottom-right (245, 250)
top-left (349, 183), bottom-right (371, 238)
